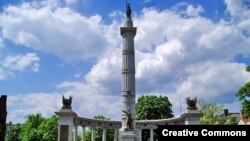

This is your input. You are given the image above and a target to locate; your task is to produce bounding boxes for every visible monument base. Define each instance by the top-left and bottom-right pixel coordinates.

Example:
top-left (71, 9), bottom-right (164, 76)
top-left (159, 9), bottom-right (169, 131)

top-left (119, 130), bottom-right (136, 141)
top-left (55, 108), bottom-right (77, 141)
top-left (181, 110), bottom-right (202, 125)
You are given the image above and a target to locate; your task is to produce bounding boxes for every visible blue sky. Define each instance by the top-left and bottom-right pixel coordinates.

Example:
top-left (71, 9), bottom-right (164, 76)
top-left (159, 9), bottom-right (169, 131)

top-left (0, 0), bottom-right (250, 123)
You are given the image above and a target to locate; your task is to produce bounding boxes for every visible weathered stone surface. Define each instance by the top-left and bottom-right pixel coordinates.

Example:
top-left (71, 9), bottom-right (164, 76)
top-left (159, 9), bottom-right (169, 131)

top-left (119, 130), bottom-right (136, 141)
top-left (56, 103), bottom-right (77, 141)
top-left (119, 3), bottom-right (137, 141)
top-left (60, 125), bottom-right (69, 141)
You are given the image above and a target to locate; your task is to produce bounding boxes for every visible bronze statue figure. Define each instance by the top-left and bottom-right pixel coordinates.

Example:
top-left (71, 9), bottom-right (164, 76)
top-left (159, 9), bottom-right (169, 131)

top-left (126, 2), bottom-right (131, 18)
top-left (122, 108), bottom-right (133, 130)
top-left (0, 95), bottom-right (7, 141)
top-left (186, 97), bottom-right (197, 110)
top-left (62, 96), bottom-right (72, 109)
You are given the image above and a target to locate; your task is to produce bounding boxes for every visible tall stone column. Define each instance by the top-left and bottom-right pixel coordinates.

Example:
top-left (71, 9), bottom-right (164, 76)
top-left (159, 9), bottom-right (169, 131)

top-left (0, 95), bottom-right (7, 141)
top-left (119, 2), bottom-right (137, 141)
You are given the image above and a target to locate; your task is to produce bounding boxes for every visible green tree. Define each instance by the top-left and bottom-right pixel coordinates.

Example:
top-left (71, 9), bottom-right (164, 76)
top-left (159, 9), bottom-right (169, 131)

top-left (5, 122), bottom-right (22, 141)
top-left (224, 117), bottom-right (237, 125)
top-left (21, 114), bottom-right (45, 141)
top-left (246, 66), bottom-right (250, 72)
top-left (236, 66), bottom-right (250, 119)
top-left (199, 100), bottom-right (224, 124)
top-left (85, 115), bottom-right (114, 141)
top-left (136, 95), bottom-right (173, 141)
top-left (38, 115), bottom-right (58, 141)
top-left (21, 114), bottom-right (58, 141)
top-left (136, 95), bottom-right (173, 120)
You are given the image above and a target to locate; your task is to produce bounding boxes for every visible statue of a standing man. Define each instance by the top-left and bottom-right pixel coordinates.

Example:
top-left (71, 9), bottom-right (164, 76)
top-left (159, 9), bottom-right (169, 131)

top-left (126, 1), bottom-right (131, 18)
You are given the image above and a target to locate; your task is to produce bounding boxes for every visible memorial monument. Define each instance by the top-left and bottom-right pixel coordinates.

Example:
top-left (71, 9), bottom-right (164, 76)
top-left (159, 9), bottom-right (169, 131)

top-left (55, 1), bottom-right (202, 141)
top-left (119, 1), bottom-right (137, 141)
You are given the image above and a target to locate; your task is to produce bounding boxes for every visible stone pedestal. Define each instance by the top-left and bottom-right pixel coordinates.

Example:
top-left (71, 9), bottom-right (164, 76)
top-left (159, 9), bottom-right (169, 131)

top-left (119, 130), bottom-right (136, 141)
top-left (182, 110), bottom-right (202, 125)
top-left (56, 109), bottom-right (77, 141)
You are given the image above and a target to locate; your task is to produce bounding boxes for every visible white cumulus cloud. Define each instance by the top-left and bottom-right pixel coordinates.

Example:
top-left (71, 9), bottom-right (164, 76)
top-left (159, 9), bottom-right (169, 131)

top-left (186, 5), bottom-right (204, 17)
top-left (0, 37), bottom-right (4, 48)
top-left (0, 3), bottom-right (110, 61)
top-left (225, 0), bottom-right (250, 35)
top-left (7, 93), bottom-right (61, 123)
top-left (0, 53), bottom-right (40, 80)
top-left (4, 1), bottom-right (250, 122)
top-left (3, 53), bottom-right (40, 72)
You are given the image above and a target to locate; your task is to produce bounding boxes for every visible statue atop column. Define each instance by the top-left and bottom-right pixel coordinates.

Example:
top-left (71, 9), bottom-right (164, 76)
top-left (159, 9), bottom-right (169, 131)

top-left (126, 1), bottom-right (131, 18)
top-left (186, 97), bottom-right (197, 110)
top-left (122, 108), bottom-right (133, 130)
top-left (62, 96), bottom-right (72, 109)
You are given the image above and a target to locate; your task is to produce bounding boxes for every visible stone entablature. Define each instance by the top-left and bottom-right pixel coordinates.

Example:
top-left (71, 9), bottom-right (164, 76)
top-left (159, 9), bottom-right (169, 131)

top-left (74, 117), bottom-right (121, 128)
top-left (74, 114), bottom-right (191, 129)
top-left (136, 117), bottom-right (184, 129)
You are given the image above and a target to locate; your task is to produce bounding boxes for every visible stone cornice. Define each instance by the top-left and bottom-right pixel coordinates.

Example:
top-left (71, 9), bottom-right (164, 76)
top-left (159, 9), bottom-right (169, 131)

top-left (74, 115), bottom-right (185, 129)
top-left (120, 27), bottom-right (137, 36)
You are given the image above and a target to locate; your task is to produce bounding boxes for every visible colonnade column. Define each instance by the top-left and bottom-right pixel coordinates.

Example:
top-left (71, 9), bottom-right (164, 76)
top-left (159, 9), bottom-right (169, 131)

top-left (150, 129), bottom-right (154, 141)
top-left (114, 129), bottom-right (118, 141)
top-left (82, 126), bottom-right (85, 141)
top-left (74, 126), bottom-right (78, 141)
top-left (91, 127), bottom-right (95, 141)
top-left (102, 128), bottom-right (106, 141)
top-left (138, 129), bottom-right (142, 141)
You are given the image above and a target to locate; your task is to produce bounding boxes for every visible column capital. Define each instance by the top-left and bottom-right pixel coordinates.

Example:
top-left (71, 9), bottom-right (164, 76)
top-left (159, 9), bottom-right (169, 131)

top-left (120, 27), bottom-right (137, 36)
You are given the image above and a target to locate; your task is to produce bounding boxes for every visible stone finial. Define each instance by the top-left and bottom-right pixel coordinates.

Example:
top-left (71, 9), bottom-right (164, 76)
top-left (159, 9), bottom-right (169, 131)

top-left (186, 97), bottom-right (197, 110)
top-left (62, 96), bottom-right (72, 109)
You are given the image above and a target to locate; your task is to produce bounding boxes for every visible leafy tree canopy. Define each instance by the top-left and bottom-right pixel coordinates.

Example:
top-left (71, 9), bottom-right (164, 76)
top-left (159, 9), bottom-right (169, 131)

top-left (236, 66), bottom-right (250, 119)
top-left (21, 114), bottom-right (58, 141)
top-left (199, 100), bottom-right (224, 124)
top-left (199, 100), bottom-right (237, 125)
top-left (136, 95), bottom-right (173, 120)
top-left (5, 122), bottom-right (22, 141)
top-left (136, 95), bottom-right (173, 141)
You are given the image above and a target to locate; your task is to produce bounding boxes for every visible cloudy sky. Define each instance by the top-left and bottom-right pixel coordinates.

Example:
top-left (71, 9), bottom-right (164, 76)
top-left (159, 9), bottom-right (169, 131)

top-left (0, 0), bottom-right (250, 123)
